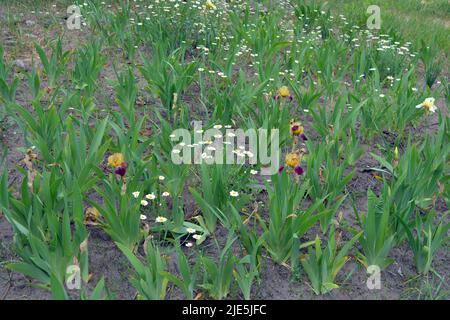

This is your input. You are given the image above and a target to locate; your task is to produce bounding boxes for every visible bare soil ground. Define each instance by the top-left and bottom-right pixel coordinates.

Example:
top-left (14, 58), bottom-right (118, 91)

top-left (0, 3), bottom-right (448, 300)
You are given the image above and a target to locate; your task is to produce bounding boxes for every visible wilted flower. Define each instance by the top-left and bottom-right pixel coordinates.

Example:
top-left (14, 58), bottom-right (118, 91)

top-left (278, 165), bottom-right (285, 173)
top-left (285, 152), bottom-right (300, 168)
top-left (155, 216), bottom-right (168, 223)
top-left (84, 207), bottom-right (101, 225)
top-left (416, 97), bottom-right (437, 113)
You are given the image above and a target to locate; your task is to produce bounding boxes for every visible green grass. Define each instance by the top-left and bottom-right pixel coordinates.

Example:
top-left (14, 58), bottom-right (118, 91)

top-left (402, 271), bottom-right (450, 300)
top-left (311, 0), bottom-right (450, 60)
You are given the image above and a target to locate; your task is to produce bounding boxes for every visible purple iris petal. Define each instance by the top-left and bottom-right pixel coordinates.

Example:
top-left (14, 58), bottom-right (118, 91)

top-left (300, 133), bottom-right (308, 141)
top-left (294, 165), bottom-right (304, 175)
top-left (115, 162), bottom-right (128, 177)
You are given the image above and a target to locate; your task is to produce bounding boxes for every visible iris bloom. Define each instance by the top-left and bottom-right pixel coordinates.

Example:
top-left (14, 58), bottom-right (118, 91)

top-left (275, 86), bottom-right (293, 101)
top-left (108, 153), bottom-right (127, 176)
top-left (290, 121), bottom-right (304, 136)
top-left (115, 162), bottom-right (128, 176)
top-left (416, 97), bottom-right (437, 113)
top-left (278, 86), bottom-right (290, 98)
top-left (108, 153), bottom-right (124, 168)
top-left (285, 152), bottom-right (300, 168)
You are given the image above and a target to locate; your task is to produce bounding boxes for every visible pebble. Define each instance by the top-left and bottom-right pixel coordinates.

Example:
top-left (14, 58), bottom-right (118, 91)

top-left (12, 59), bottom-right (27, 70)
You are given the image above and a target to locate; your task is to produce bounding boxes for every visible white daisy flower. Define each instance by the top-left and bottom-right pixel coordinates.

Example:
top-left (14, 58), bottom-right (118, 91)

top-left (186, 227), bottom-right (196, 234)
top-left (140, 200), bottom-right (149, 206)
top-left (132, 191), bottom-right (140, 198)
top-left (146, 193), bottom-right (156, 200)
top-left (155, 216), bottom-right (167, 223)
top-left (229, 190), bottom-right (239, 197)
